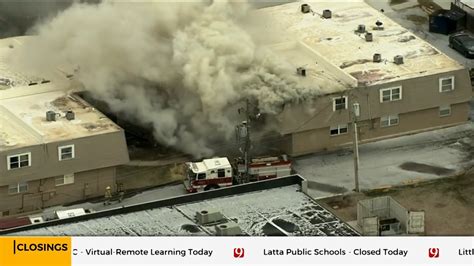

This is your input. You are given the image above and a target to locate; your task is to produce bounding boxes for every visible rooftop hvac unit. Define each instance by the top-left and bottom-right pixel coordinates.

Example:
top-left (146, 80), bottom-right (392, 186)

top-left (46, 111), bottom-right (57, 122)
top-left (365, 32), bottom-right (373, 42)
top-left (196, 209), bottom-right (224, 225)
top-left (215, 221), bottom-right (243, 236)
top-left (373, 53), bottom-right (382, 63)
top-left (394, 55), bottom-right (404, 65)
top-left (296, 67), bottom-right (306, 76)
top-left (357, 24), bottom-right (366, 33)
top-left (65, 110), bottom-right (75, 121)
top-left (301, 4), bottom-right (310, 14)
top-left (373, 20), bottom-right (384, 30)
top-left (29, 216), bottom-right (44, 224)
top-left (322, 9), bottom-right (332, 19)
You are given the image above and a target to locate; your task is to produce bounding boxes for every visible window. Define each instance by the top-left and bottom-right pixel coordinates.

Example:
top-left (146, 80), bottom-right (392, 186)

top-left (330, 124), bottom-right (348, 136)
top-left (8, 182), bottom-right (28, 194)
top-left (7, 153), bottom-right (31, 170)
top-left (439, 77), bottom-right (454, 92)
top-left (58, 145), bottom-right (75, 161)
top-left (217, 169), bottom-right (226, 178)
top-left (55, 173), bottom-right (75, 186)
top-left (380, 87), bottom-right (402, 102)
top-left (332, 96), bottom-right (348, 111)
top-left (197, 173), bottom-right (206, 180)
top-left (439, 105), bottom-right (451, 117)
top-left (381, 115), bottom-right (399, 127)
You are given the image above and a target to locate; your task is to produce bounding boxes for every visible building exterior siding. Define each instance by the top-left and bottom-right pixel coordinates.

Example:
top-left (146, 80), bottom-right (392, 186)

top-left (0, 167), bottom-right (115, 216)
top-left (0, 125), bottom-right (129, 217)
top-left (279, 68), bottom-right (472, 156)
top-left (0, 131), bottom-right (129, 186)
top-left (288, 103), bottom-right (469, 156)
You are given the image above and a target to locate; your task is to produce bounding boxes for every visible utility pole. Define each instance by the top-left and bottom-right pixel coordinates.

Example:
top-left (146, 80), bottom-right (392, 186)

top-left (352, 102), bottom-right (360, 192)
top-left (236, 99), bottom-right (251, 184)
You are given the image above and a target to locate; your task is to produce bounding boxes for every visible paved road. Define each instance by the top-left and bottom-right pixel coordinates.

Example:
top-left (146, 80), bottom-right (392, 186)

top-left (295, 121), bottom-right (474, 199)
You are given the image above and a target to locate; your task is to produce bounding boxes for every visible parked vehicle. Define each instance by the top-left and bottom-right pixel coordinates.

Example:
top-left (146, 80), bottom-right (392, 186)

top-left (183, 156), bottom-right (292, 193)
top-left (449, 33), bottom-right (474, 58)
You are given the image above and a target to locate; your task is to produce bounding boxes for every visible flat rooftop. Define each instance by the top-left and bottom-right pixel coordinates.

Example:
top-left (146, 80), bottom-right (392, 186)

top-left (256, 0), bottom-right (464, 89)
top-left (0, 36), bottom-right (73, 91)
top-left (0, 90), bottom-right (122, 152)
top-left (0, 36), bottom-right (121, 152)
top-left (9, 182), bottom-right (358, 236)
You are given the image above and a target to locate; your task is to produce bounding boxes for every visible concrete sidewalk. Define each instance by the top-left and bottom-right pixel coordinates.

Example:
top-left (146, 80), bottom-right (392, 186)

top-left (295, 121), bottom-right (474, 199)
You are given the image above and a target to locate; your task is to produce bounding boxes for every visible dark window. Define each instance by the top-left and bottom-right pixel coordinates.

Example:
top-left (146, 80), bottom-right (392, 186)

top-left (217, 169), bottom-right (226, 178)
top-left (197, 173), bottom-right (206, 180)
top-left (8, 153), bottom-right (30, 170)
top-left (334, 97), bottom-right (347, 110)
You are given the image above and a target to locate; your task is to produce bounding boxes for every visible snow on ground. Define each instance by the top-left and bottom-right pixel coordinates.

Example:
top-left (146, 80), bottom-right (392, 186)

top-left (295, 122), bottom-right (474, 198)
top-left (13, 185), bottom-right (358, 236)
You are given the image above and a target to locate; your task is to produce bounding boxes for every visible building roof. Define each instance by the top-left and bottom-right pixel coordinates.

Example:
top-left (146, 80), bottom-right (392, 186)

top-left (0, 36), bottom-right (122, 152)
top-left (460, 0), bottom-right (474, 9)
top-left (8, 182), bottom-right (359, 236)
top-left (0, 36), bottom-right (74, 91)
top-left (0, 90), bottom-right (122, 152)
top-left (255, 0), bottom-right (464, 90)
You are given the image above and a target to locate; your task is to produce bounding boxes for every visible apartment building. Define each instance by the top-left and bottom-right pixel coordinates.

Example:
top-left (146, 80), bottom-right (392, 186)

top-left (255, 0), bottom-right (472, 156)
top-left (0, 36), bottom-right (129, 216)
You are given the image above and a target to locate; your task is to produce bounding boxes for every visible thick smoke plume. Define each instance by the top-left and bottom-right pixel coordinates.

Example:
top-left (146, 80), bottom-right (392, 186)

top-left (12, 0), bottom-right (322, 157)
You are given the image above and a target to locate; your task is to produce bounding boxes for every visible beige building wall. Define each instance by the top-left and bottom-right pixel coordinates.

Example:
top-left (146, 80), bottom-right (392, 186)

top-left (278, 68), bottom-right (472, 156)
top-left (288, 103), bottom-right (469, 156)
top-left (0, 167), bottom-right (115, 216)
top-left (279, 69), bottom-right (471, 134)
top-left (0, 128), bottom-right (128, 217)
top-left (0, 131), bottom-right (129, 186)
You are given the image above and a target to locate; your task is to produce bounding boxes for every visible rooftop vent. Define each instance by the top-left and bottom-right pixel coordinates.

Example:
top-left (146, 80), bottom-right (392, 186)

top-left (394, 55), bottom-right (404, 65)
top-left (0, 78), bottom-right (12, 86)
top-left (46, 111), bottom-right (57, 122)
top-left (374, 20), bottom-right (384, 30)
top-left (365, 32), bottom-right (373, 42)
top-left (356, 24), bottom-right (366, 33)
top-left (296, 67), bottom-right (306, 77)
top-left (215, 222), bottom-right (243, 236)
top-left (29, 217), bottom-right (44, 224)
top-left (196, 209), bottom-right (224, 225)
top-left (65, 110), bottom-right (75, 121)
top-left (322, 9), bottom-right (332, 19)
top-left (301, 4), bottom-right (310, 14)
top-left (373, 53), bottom-right (382, 63)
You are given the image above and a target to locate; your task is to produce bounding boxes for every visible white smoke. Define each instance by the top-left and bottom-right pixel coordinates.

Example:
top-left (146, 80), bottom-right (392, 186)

top-left (12, 0), bottom-right (323, 157)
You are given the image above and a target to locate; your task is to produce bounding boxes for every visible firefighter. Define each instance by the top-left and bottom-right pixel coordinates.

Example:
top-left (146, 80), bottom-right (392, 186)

top-left (117, 183), bottom-right (125, 203)
top-left (104, 186), bottom-right (112, 205)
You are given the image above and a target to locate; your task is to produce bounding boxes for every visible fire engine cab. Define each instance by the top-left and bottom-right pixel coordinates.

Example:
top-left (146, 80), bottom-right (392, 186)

top-left (184, 156), bottom-right (292, 193)
top-left (184, 157), bottom-right (233, 193)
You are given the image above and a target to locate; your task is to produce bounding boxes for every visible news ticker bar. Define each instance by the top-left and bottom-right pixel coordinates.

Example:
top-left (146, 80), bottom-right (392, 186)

top-left (0, 237), bottom-right (473, 265)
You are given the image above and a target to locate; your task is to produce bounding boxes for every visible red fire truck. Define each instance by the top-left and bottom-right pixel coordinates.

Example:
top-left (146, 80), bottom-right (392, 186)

top-left (183, 155), bottom-right (292, 193)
